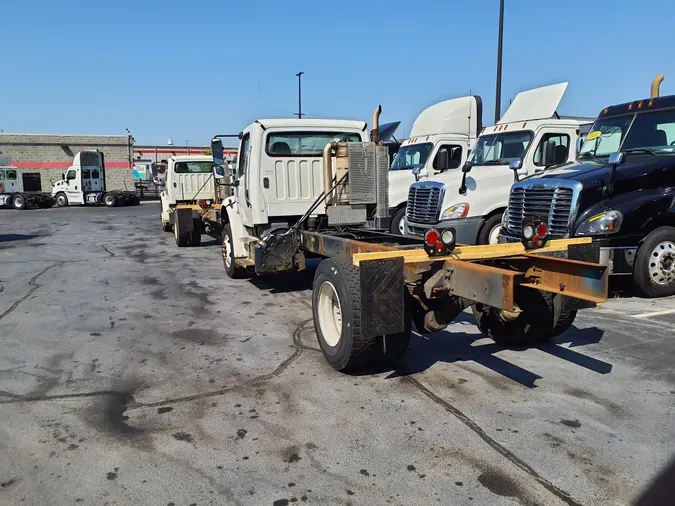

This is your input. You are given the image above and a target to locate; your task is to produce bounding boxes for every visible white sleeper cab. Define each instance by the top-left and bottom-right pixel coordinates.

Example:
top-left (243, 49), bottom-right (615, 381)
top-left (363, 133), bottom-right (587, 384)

top-left (387, 95), bottom-right (482, 235)
top-left (405, 83), bottom-right (593, 244)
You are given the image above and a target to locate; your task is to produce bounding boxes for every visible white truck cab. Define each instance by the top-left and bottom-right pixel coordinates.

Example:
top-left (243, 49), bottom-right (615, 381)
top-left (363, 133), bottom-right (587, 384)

top-left (387, 96), bottom-right (482, 234)
top-left (51, 151), bottom-right (139, 207)
top-left (0, 155), bottom-right (56, 210)
top-left (405, 83), bottom-right (593, 244)
top-left (211, 118), bottom-right (370, 277)
top-left (159, 154), bottom-right (223, 235)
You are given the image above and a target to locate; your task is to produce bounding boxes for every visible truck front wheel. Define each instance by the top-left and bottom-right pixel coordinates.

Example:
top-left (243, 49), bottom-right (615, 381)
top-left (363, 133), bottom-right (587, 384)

top-left (390, 207), bottom-right (407, 235)
top-left (633, 226), bottom-right (675, 297)
top-left (221, 223), bottom-right (246, 278)
top-left (12, 195), bottom-right (26, 210)
top-left (55, 193), bottom-right (68, 207)
top-left (472, 289), bottom-right (576, 346)
top-left (312, 258), bottom-right (378, 371)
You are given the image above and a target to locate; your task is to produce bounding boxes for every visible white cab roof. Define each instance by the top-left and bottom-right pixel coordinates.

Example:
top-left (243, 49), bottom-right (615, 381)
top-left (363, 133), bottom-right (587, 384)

top-left (254, 119), bottom-right (367, 131)
top-left (498, 83), bottom-right (568, 124)
top-left (410, 96), bottom-right (481, 138)
top-left (169, 155), bottom-right (213, 162)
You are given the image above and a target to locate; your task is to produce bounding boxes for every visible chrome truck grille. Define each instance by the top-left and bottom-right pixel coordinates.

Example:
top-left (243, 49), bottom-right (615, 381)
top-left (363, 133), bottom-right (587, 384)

top-left (503, 179), bottom-right (582, 239)
top-left (406, 181), bottom-right (445, 224)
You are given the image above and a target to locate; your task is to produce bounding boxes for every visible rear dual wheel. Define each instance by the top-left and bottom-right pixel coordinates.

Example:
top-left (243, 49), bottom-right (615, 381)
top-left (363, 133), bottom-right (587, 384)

top-left (312, 258), bottom-right (412, 372)
top-left (633, 226), bottom-right (675, 297)
top-left (174, 216), bottom-right (202, 247)
top-left (472, 288), bottom-right (576, 346)
top-left (12, 195), bottom-right (26, 210)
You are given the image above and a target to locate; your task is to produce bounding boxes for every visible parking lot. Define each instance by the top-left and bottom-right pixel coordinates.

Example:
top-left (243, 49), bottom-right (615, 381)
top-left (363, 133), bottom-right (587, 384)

top-left (1, 202), bottom-right (674, 506)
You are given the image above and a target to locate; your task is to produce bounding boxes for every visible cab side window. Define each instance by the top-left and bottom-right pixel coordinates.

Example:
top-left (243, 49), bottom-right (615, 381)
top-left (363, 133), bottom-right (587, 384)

top-left (238, 135), bottom-right (250, 178)
top-left (433, 144), bottom-right (463, 170)
top-left (66, 169), bottom-right (77, 180)
top-left (6, 169), bottom-right (17, 180)
top-left (533, 133), bottom-right (570, 166)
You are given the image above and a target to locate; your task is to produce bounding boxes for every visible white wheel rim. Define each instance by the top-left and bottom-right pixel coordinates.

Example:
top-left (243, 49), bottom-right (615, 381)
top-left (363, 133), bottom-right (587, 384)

top-left (174, 220), bottom-right (179, 240)
top-left (105, 195), bottom-right (114, 205)
top-left (14, 198), bottom-right (23, 208)
top-left (489, 225), bottom-right (502, 245)
top-left (223, 233), bottom-right (232, 268)
top-left (58, 195), bottom-right (65, 205)
top-left (398, 215), bottom-right (406, 235)
top-left (317, 281), bottom-right (342, 347)
top-left (648, 240), bottom-right (675, 285)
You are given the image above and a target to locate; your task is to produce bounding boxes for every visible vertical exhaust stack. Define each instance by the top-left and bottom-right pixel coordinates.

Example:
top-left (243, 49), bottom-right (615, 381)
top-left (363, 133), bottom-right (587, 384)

top-left (370, 105), bottom-right (382, 144)
top-left (651, 74), bottom-right (664, 98)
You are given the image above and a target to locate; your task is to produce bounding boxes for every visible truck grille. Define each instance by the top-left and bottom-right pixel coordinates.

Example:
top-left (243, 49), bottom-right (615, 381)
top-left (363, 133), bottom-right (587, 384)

top-left (505, 181), bottom-right (581, 238)
top-left (407, 182), bottom-right (445, 224)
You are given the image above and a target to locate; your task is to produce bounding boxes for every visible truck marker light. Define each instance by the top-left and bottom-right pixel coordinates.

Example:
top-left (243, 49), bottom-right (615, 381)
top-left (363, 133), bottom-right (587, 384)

top-left (424, 230), bottom-right (439, 246)
top-left (536, 223), bottom-right (548, 238)
top-left (523, 225), bottom-right (534, 240)
top-left (441, 229), bottom-right (455, 246)
top-left (522, 220), bottom-right (548, 249)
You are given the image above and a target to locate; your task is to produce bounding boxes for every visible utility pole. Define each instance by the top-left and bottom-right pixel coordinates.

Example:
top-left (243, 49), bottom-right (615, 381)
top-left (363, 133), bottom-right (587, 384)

top-left (495, 0), bottom-right (505, 124)
top-left (295, 72), bottom-right (304, 118)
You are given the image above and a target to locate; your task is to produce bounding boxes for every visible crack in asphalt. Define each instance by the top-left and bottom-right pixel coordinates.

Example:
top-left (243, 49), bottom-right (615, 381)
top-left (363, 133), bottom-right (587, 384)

top-left (401, 375), bottom-right (583, 506)
top-left (102, 245), bottom-right (115, 257)
top-left (0, 262), bottom-right (64, 322)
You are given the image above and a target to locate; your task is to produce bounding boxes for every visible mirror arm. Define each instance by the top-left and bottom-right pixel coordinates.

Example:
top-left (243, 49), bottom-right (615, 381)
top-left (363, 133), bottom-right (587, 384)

top-left (458, 173), bottom-right (467, 194)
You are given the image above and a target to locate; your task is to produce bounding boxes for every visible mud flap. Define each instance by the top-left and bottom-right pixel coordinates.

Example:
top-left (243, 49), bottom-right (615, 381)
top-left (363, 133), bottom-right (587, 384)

top-left (176, 207), bottom-right (195, 233)
top-left (360, 258), bottom-right (405, 338)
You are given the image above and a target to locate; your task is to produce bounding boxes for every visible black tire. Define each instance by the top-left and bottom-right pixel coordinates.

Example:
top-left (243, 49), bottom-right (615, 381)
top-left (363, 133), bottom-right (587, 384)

top-left (161, 219), bottom-right (172, 232)
top-left (390, 207), bottom-right (407, 236)
top-left (12, 195), bottom-right (26, 210)
top-left (472, 288), bottom-right (576, 346)
top-left (312, 258), bottom-right (376, 371)
top-left (221, 223), bottom-right (247, 278)
top-left (174, 215), bottom-right (189, 247)
top-left (104, 193), bottom-right (117, 207)
top-left (478, 214), bottom-right (503, 245)
top-left (132, 196), bottom-right (141, 206)
top-left (55, 193), bottom-right (68, 207)
top-left (190, 218), bottom-right (202, 247)
top-left (633, 226), bottom-right (675, 298)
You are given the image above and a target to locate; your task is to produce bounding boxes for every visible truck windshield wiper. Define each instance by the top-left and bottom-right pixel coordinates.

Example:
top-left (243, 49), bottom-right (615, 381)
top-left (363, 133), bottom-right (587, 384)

top-left (482, 160), bottom-right (509, 165)
top-left (578, 153), bottom-right (605, 163)
top-left (623, 148), bottom-right (657, 156)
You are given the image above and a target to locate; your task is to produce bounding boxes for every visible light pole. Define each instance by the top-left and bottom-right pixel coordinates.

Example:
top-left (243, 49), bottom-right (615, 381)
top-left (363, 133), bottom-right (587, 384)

top-left (495, 0), bottom-right (505, 123)
top-left (295, 72), bottom-right (304, 118)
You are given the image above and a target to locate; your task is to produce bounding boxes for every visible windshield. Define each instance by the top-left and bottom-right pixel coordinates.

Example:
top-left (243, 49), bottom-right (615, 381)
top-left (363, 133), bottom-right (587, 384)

top-left (265, 131), bottom-right (362, 156)
top-left (579, 108), bottom-right (675, 159)
top-left (390, 143), bottom-right (433, 170)
top-left (174, 161), bottom-right (213, 173)
top-left (469, 131), bottom-right (533, 165)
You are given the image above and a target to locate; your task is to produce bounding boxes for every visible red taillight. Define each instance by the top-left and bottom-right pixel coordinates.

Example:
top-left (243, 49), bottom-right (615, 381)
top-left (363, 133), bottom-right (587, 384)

top-left (536, 223), bottom-right (548, 238)
top-left (198, 199), bottom-right (206, 208)
top-left (425, 230), bottom-right (439, 245)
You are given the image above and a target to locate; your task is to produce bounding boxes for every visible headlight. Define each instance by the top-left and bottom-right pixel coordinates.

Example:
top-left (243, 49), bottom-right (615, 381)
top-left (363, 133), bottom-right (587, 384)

top-left (440, 203), bottom-right (469, 220)
top-left (576, 210), bottom-right (623, 236)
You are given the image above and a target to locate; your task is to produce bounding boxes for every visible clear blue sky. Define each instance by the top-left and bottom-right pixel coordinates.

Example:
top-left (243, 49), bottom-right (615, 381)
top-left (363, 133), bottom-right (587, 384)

top-left (3, 0), bottom-right (675, 145)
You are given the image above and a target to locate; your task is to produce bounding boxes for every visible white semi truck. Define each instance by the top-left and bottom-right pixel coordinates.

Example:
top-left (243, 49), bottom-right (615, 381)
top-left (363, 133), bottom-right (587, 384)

top-left (405, 83), bottom-right (593, 244)
top-left (209, 106), bottom-right (609, 372)
top-left (51, 151), bottom-right (140, 207)
top-left (0, 155), bottom-right (56, 210)
top-left (387, 95), bottom-right (482, 235)
top-left (159, 154), bottom-right (234, 247)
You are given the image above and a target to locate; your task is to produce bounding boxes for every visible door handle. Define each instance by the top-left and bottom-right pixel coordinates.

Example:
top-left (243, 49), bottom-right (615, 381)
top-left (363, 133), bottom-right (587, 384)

top-left (173, 182), bottom-right (176, 187)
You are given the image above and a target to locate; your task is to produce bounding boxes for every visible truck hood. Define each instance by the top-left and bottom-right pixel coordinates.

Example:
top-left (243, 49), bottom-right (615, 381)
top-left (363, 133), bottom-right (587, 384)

top-left (498, 83), bottom-right (568, 124)
top-left (535, 155), bottom-right (675, 189)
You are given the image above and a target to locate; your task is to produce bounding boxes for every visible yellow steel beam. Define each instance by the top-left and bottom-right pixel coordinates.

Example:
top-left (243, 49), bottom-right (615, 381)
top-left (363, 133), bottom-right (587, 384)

top-left (351, 237), bottom-right (593, 266)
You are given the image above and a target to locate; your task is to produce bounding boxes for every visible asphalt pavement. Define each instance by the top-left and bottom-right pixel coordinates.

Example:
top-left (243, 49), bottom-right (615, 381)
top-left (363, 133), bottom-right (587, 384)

top-left (1, 202), bottom-right (674, 506)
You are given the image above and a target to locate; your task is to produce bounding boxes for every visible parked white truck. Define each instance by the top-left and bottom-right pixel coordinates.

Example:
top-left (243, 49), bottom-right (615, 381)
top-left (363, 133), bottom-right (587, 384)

top-left (51, 151), bottom-right (140, 207)
top-left (405, 83), bottom-right (593, 244)
top-left (386, 95), bottom-right (482, 235)
top-left (159, 154), bottom-right (234, 247)
top-left (0, 155), bottom-right (56, 209)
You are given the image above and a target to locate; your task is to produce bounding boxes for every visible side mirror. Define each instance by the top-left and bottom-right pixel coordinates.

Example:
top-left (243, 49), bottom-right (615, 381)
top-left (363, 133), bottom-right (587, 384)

top-left (213, 164), bottom-right (225, 180)
top-left (604, 151), bottom-right (626, 196)
top-left (412, 166), bottom-right (422, 181)
top-left (608, 151), bottom-right (626, 166)
top-left (576, 136), bottom-right (585, 154)
top-left (61, 173), bottom-right (65, 180)
top-left (461, 162), bottom-right (473, 173)
top-left (436, 149), bottom-right (449, 171)
top-left (509, 159), bottom-right (523, 183)
top-left (459, 162), bottom-right (473, 194)
top-left (542, 140), bottom-right (556, 167)
top-left (211, 138), bottom-right (225, 165)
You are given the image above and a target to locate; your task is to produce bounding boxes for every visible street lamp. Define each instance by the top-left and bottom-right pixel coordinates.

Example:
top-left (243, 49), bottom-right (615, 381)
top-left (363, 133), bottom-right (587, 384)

top-left (495, 0), bottom-right (505, 123)
top-left (295, 72), bottom-right (304, 118)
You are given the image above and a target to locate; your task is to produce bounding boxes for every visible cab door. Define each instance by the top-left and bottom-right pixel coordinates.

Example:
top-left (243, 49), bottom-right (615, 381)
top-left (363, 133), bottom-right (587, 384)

top-left (236, 133), bottom-right (254, 227)
top-left (64, 168), bottom-right (84, 204)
